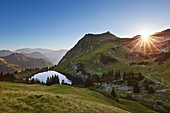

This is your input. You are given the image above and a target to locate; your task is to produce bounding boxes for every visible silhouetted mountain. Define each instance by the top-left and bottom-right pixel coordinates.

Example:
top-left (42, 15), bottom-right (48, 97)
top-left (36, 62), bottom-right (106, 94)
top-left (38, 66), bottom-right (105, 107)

top-left (0, 50), bottom-right (13, 57)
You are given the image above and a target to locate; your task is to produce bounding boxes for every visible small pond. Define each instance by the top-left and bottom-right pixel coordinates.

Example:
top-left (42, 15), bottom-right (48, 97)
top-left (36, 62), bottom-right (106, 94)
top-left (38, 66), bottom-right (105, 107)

top-left (29, 70), bottom-right (72, 84)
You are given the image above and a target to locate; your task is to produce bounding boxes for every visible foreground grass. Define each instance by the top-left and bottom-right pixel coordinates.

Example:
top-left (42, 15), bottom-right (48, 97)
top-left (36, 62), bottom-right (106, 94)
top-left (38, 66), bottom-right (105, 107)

top-left (0, 82), bottom-right (156, 113)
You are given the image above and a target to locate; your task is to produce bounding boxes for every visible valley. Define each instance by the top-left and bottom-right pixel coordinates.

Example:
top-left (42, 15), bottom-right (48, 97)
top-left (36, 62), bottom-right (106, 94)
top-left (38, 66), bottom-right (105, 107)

top-left (0, 29), bottom-right (169, 113)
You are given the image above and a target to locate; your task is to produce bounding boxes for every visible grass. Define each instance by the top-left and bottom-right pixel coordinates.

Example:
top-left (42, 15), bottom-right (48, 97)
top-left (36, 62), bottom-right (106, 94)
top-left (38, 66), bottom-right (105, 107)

top-left (0, 81), bottom-right (157, 113)
top-left (14, 68), bottom-right (49, 80)
top-left (56, 36), bottom-right (170, 86)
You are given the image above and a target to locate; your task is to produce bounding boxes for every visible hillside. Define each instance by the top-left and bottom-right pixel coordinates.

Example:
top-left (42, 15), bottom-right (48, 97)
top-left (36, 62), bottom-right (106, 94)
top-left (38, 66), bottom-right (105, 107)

top-left (55, 29), bottom-right (170, 112)
top-left (0, 58), bottom-right (20, 74)
top-left (0, 81), bottom-right (156, 113)
top-left (57, 29), bottom-right (170, 81)
top-left (153, 29), bottom-right (170, 38)
top-left (0, 53), bottom-right (53, 74)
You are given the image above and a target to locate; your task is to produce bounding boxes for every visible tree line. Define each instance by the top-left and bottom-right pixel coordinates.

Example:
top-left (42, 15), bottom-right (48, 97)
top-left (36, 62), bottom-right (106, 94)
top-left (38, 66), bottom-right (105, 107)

top-left (84, 70), bottom-right (155, 94)
top-left (24, 75), bottom-right (70, 86)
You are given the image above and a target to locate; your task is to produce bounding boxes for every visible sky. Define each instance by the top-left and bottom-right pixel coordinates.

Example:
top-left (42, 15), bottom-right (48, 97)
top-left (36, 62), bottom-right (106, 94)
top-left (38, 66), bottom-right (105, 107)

top-left (0, 0), bottom-right (170, 50)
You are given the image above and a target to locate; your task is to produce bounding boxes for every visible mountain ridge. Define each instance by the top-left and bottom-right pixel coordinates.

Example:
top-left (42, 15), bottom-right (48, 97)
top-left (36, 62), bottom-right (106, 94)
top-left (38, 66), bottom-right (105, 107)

top-left (56, 29), bottom-right (170, 83)
top-left (15, 48), bottom-right (68, 64)
top-left (0, 53), bottom-right (52, 74)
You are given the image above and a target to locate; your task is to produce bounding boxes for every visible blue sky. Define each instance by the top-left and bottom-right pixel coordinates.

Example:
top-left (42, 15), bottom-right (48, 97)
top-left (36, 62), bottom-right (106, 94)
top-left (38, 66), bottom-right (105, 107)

top-left (0, 0), bottom-right (170, 50)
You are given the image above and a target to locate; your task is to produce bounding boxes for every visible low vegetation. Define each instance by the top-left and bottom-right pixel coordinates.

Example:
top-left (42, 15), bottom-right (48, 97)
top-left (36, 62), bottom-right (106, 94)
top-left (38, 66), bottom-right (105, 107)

top-left (0, 81), bottom-right (157, 113)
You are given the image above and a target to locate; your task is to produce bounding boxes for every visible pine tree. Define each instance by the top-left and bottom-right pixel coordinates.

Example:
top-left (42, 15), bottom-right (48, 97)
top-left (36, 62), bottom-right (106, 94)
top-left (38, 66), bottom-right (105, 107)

top-left (145, 81), bottom-right (149, 90)
top-left (25, 77), bottom-right (29, 84)
top-left (123, 71), bottom-right (127, 80)
top-left (138, 72), bottom-right (143, 81)
top-left (118, 70), bottom-right (121, 77)
top-left (111, 88), bottom-right (117, 97)
top-left (148, 86), bottom-right (155, 94)
top-left (115, 71), bottom-right (118, 79)
top-left (133, 83), bottom-right (140, 93)
top-left (46, 77), bottom-right (51, 86)
top-left (30, 78), bottom-right (35, 84)
top-left (51, 75), bottom-right (55, 84)
top-left (61, 80), bottom-right (65, 84)
top-left (54, 75), bottom-right (59, 84)
top-left (110, 70), bottom-right (114, 77)
top-left (0, 72), bottom-right (3, 81)
top-left (84, 75), bottom-right (93, 87)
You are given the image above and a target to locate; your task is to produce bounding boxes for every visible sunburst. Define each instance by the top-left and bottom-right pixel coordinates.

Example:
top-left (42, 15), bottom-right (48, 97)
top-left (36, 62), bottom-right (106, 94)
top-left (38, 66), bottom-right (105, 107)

top-left (127, 34), bottom-right (161, 56)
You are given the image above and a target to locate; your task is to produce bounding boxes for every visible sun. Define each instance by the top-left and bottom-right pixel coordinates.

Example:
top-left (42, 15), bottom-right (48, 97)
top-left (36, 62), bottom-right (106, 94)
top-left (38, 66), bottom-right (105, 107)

top-left (141, 34), bottom-right (150, 42)
top-left (125, 32), bottom-right (160, 56)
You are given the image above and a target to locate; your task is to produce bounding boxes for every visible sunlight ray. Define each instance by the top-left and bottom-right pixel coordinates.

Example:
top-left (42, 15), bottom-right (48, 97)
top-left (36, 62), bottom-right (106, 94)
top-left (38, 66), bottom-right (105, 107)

top-left (126, 38), bottom-right (141, 47)
top-left (148, 39), bottom-right (160, 51)
top-left (130, 39), bottom-right (142, 52)
top-left (138, 41), bottom-right (144, 51)
top-left (146, 40), bottom-right (154, 55)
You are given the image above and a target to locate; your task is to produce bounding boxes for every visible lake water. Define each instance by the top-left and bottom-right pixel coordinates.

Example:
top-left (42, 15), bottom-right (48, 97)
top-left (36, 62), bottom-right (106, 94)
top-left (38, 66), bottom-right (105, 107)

top-left (29, 70), bottom-right (72, 84)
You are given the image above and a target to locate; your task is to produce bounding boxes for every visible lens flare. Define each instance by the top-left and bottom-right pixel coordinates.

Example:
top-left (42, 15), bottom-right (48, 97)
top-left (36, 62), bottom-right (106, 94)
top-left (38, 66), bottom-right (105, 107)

top-left (141, 34), bottom-right (149, 42)
top-left (125, 34), bottom-right (161, 56)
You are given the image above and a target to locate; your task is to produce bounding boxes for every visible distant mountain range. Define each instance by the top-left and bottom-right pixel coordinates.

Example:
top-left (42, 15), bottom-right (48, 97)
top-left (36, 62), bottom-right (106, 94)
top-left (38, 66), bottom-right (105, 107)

top-left (0, 48), bottom-right (68, 74)
top-left (0, 48), bottom-right (68, 64)
top-left (0, 53), bottom-right (52, 74)
top-left (0, 50), bottom-right (13, 57)
top-left (14, 48), bottom-right (68, 64)
top-left (21, 52), bottom-right (51, 63)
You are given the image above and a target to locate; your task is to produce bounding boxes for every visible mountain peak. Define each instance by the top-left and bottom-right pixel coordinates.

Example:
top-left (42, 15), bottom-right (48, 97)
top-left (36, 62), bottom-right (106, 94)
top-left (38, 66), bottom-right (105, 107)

top-left (105, 31), bottom-right (112, 34)
top-left (84, 31), bottom-right (117, 38)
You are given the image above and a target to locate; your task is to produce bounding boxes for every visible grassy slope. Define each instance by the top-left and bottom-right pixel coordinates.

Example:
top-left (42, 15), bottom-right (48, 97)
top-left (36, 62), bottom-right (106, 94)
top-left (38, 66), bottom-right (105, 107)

top-left (0, 82), bottom-right (156, 113)
top-left (56, 34), bottom-right (170, 84)
top-left (14, 68), bottom-right (49, 80)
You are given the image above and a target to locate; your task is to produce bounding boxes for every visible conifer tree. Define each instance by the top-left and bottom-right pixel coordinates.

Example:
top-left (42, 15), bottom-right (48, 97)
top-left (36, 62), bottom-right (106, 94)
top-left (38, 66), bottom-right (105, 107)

top-left (25, 77), bottom-right (29, 84)
top-left (148, 86), bottom-right (155, 94)
top-left (111, 88), bottom-right (117, 97)
top-left (138, 72), bottom-right (143, 81)
top-left (61, 80), bottom-right (65, 84)
top-left (123, 71), bottom-right (127, 80)
top-left (46, 77), bottom-right (51, 86)
top-left (133, 83), bottom-right (140, 93)
top-left (31, 78), bottom-right (35, 84)
top-left (84, 75), bottom-right (93, 87)
top-left (0, 72), bottom-right (3, 81)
